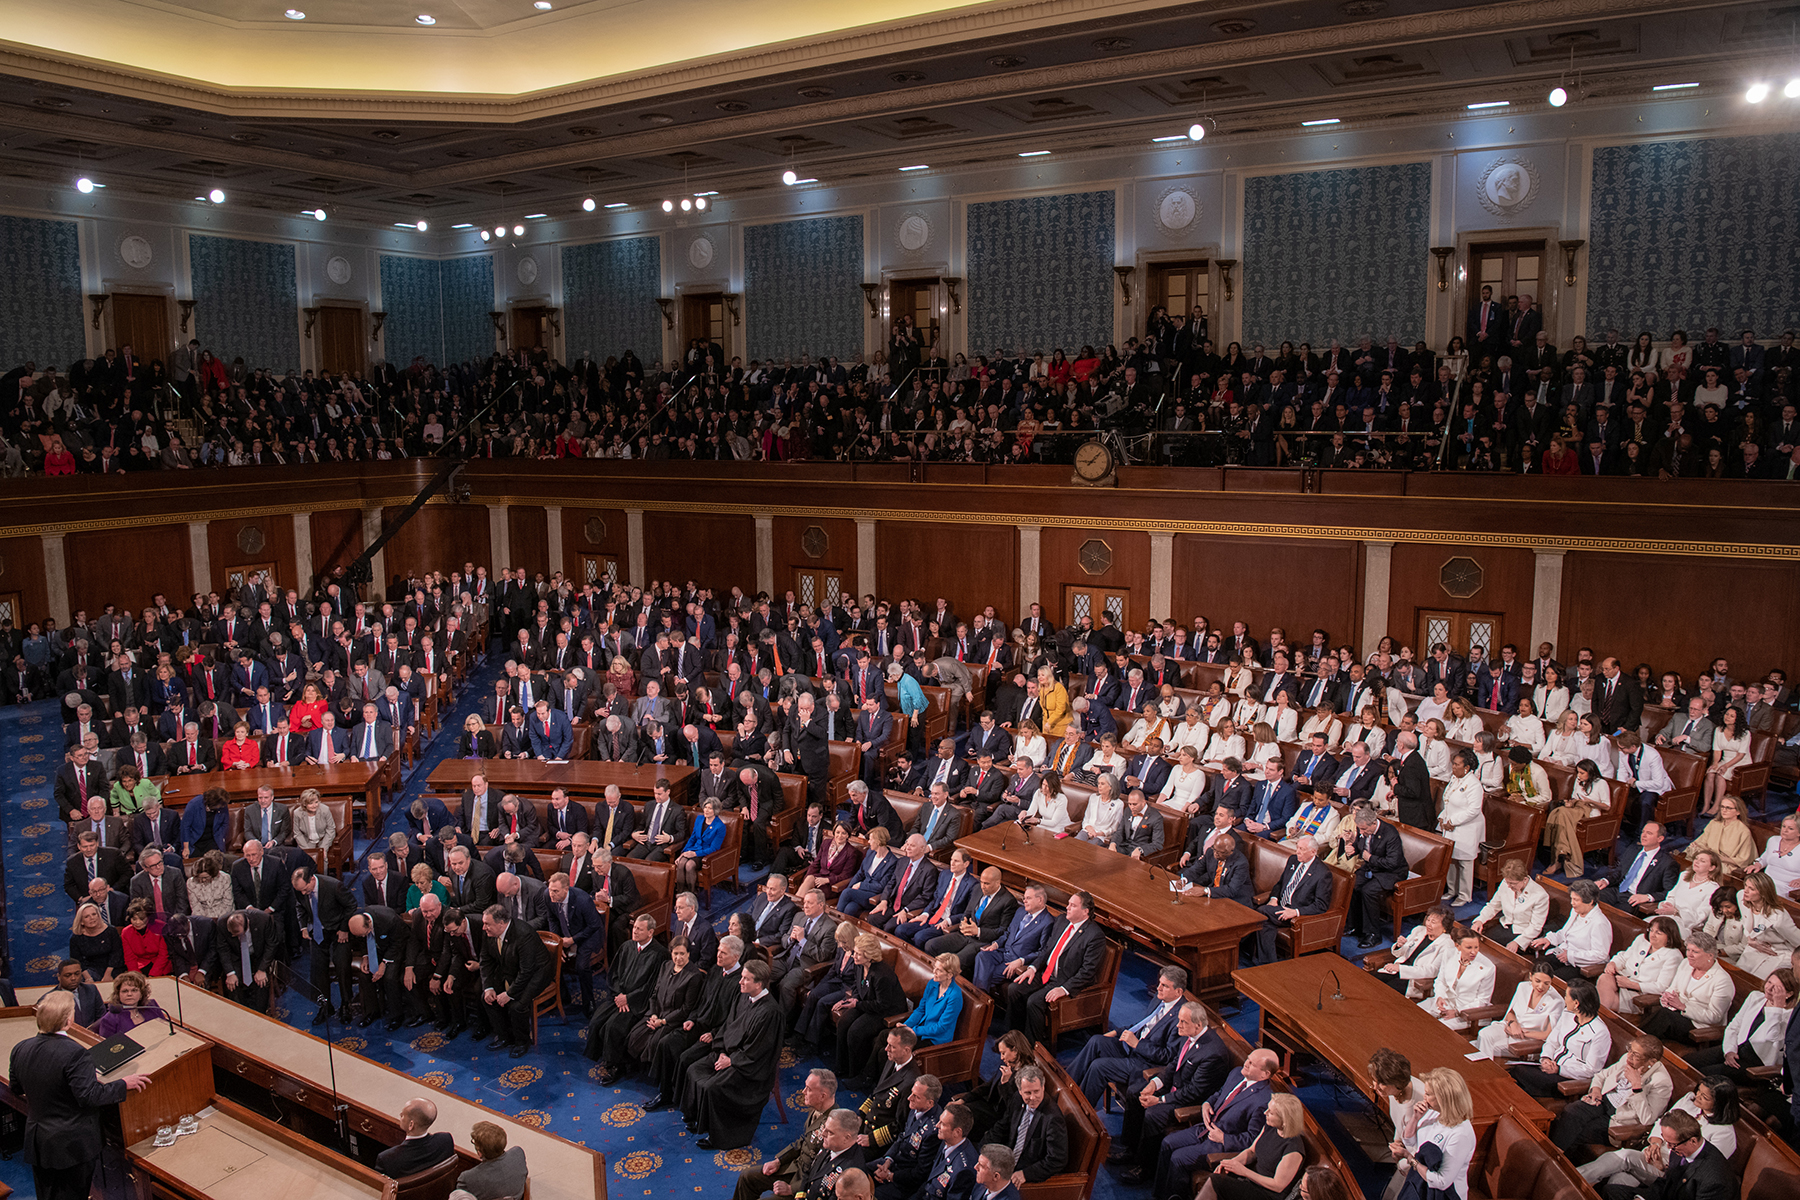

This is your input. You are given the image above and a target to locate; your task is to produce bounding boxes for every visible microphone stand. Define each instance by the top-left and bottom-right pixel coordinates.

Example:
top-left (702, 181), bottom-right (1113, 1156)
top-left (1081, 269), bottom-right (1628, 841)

top-left (283, 968), bottom-right (350, 1142)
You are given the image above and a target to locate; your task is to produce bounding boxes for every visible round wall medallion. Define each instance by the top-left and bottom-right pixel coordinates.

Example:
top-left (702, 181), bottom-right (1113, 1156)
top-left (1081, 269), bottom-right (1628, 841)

top-left (1154, 187), bottom-right (1198, 234)
top-left (801, 525), bottom-right (829, 559)
top-left (1476, 157), bottom-right (1538, 217)
top-left (517, 255), bottom-right (540, 285)
top-left (119, 235), bottom-right (153, 270)
top-left (688, 236), bottom-right (715, 270)
top-left (896, 213), bottom-right (932, 253)
top-left (236, 525), bottom-right (266, 555)
top-left (583, 516), bottom-right (607, 545)
top-left (325, 255), bottom-right (352, 285)
top-left (1078, 538), bottom-right (1113, 576)
top-left (1440, 556), bottom-right (1484, 599)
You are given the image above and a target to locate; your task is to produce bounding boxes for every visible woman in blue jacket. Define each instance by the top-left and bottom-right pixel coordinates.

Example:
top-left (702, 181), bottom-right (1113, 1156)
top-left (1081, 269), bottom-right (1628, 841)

top-left (674, 798), bottom-right (728, 891)
top-left (905, 952), bottom-right (966, 1046)
top-left (837, 827), bottom-right (898, 916)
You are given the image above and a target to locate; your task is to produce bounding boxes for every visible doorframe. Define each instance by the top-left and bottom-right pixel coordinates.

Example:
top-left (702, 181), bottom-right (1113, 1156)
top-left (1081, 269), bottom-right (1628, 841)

top-left (506, 295), bottom-right (559, 361)
top-left (880, 263), bottom-right (954, 360)
top-left (1131, 246), bottom-right (1220, 350)
top-left (1062, 583), bottom-right (1131, 634)
top-left (1454, 226), bottom-right (1565, 350)
top-left (307, 299), bottom-right (370, 376)
top-left (223, 562), bottom-right (279, 596)
top-left (98, 284), bottom-right (176, 362)
top-left (673, 280), bottom-right (733, 367)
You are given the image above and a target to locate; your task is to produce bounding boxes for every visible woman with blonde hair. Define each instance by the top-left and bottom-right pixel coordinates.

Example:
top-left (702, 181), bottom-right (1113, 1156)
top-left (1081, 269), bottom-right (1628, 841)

top-left (1689, 796), bottom-right (1756, 873)
top-left (188, 849), bottom-right (235, 919)
top-left (1390, 1068), bottom-right (1476, 1200)
top-left (1245, 721), bottom-right (1282, 770)
top-left (1418, 719), bottom-right (1453, 781)
top-left (1444, 698), bottom-right (1483, 744)
top-left (292, 787), bottom-right (337, 856)
top-left (458, 713), bottom-right (497, 758)
top-left (1199, 1092), bottom-right (1306, 1200)
top-left (1542, 709), bottom-right (1584, 765)
top-left (1036, 665), bottom-right (1072, 737)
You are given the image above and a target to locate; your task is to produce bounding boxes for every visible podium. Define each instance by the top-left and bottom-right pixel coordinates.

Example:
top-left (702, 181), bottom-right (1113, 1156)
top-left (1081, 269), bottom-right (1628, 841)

top-left (71, 1017), bottom-right (215, 1145)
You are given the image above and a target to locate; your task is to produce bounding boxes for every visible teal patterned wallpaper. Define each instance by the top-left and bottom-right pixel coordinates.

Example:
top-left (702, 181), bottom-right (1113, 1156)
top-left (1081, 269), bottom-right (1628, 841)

top-left (744, 215), bottom-right (863, 363)
top-left (967, 190), bottom-right (1115, 356)
top-left (0, 215), bottom-right (84, 369)
top-left (190, 234), bottom-right (301, 371)
top-left (563, 237), bottom-right (661, 362)
top-left (379, 253), bottom-right (495, 367)
top-left (1588, 132), bottom-right (1800, 336)
top-left (1242, 163), bottom-right (1432, 348)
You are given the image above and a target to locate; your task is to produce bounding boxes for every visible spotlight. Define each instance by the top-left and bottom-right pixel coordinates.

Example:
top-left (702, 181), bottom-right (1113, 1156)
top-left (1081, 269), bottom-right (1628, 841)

top-left (1548, 86), bottom-right (1568, 107)
top-left (481, 230), bottom-right (491, 241)
top-left (416, 13), bottom-right (436, 24)
top-left (1187, 123), bottom-right (1205, 141)
top-left (582, 197), bottom-right (596, 211)
top-left (513, 224), bottom-right (524, 236)
top-left (680, 197), bottom-right (692, 211)
top-left (534, 1), bottom-right (552, 7)
top-left (285, 8), bottom-right (305, 17)
top-left (1786, 79), bottom-right (1800, 98)
top-left (494, 224), bottom-right (506, 237)
top-left (312, 208), bottom-right (327, 221)
top-left (416, 220), bottom-right (428, 231)
top-left (76, 177), bottom-right (94, 193)
top-left (694, 196), bottom-right (707, 210)
top-left (662, 199), bottom-right (674, 212)
top-left (209, 188), bottom-right (226, 203)
top-left (1745, 82), bottom-right (1770, 103)
top-left (781, 169), bottom-right (798, 186)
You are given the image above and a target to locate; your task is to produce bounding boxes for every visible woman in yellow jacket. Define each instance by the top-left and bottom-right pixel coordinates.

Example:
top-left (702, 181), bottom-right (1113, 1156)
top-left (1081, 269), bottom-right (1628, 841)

top-left (1037, 664), bottom-right (1073, 737)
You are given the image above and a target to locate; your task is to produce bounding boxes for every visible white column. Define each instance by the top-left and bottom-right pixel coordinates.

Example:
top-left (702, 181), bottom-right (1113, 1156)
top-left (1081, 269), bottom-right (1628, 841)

top-left (545, 506), bottom-right (564, 580)
top-left (488, 505), bottom-right (510, 573)
top-left (1017, 525), bottom-right (1041, 621)
top-left (754, 514), bottom-right (775, 597)
top-left (188, 521), bottom-right (211, 597)
top-left (627, 509), bottom-right (646, 587)
top-left (362, 507), bottom-right (386, 597)
top-left (1360, 540), bottom-right (1394, 660)
top-left (1148, 533), bottom-right (1173, 620)
top-left (292, 512), bottom-right (314, 591)
top-left (1530, 549), bottom-right (1567, 657)
top-left (856, 519), bottom-right (877, 600)
top-left (41, 533), bottom-right (69, 626)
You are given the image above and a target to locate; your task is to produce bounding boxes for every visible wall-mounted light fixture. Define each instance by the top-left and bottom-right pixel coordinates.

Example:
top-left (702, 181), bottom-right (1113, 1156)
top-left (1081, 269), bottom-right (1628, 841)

top-left (655, 298), bottom-right (675, 329)
top-left (941, 277), bottom-right (962, 314)
top-left (370, 312), bottom-right (388, 343)
top-left (860, 283), bottom-right (882, 319)
top-left (1431, 246), bottom-right (1456, 292)
top-left (1214, 260), bottom-right (1238, 302)
top-left (1558, 239), bottom-right (1585, 286)
top-left (89, 294), bottom-right (108, 330)
top-left (721, 293), bottom-right (741, 327)
top-left (1114, 265), bottom-right (1136, 305)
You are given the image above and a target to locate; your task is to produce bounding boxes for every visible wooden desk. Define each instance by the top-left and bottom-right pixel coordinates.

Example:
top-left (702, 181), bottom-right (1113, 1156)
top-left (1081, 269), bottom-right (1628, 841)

top-left (429, 759), bottom-right (697, 805)
top-left (1234, 954), bottom-right (1547, 1177)
top-left (131, 1098), bottom-right (394, 1200)
top-left (156, 763), bottom-right (382, 812)
top-left (954, 825), bottom-right (1264, 999)
top-left (0, 1010), bottom-right (215, 1146)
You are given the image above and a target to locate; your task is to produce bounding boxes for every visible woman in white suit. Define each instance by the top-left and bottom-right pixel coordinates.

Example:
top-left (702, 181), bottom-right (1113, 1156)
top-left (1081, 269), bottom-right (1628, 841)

top-left (1202, 718), bottom-right (1247, 767)
top-left (1419, 719), bottom-right (1453, 781)
top-left (1438, 749), bottom-right (1486, 906)
top-left (1683, 966), bottom-right (1795, 1087)
top-left (1597, 916), bottom-right (1685, 1013)
top-left (1476, 958), bottom-right (1566, 1057)
top-left (1736, 873), bottom-right (1800, 978)
top-left (1504, 698), bottom-right (1546, 753)
top-left (1347, 705), bottom-right (1388, 756)
top-left (1376, 906), bottom-right (1456, 999)
top-left (1019, 770), bottom-right (1072, 835)
top-left (1419, 928), bottom-right (1497, 1030)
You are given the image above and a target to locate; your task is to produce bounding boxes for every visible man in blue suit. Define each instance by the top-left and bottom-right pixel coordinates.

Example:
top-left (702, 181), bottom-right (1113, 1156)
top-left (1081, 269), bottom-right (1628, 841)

top-left (1250, 836), bottom-right (1336, 964)
top-left (348, 702), bottom-right (395, 762)
top-left (528, 698), bottom-right (574, 760)
top-left (1150, 1048), bottom-right (1278, 1198)
top-left (1113, 1002), bottom-right (1231, 1185)
top-left (969, 1146), bottom-right (1021, 1200)
top-left (896, 849), bottom-right (978, 948)
top-left (872, 835), bottom-right (939, 934)
top-left (1122, 739), bottom-right (1171, 798)
top-left (1240, 760), bottom-right (1298, 841)
top-left (972, 882), bottom-right (1054, 992)
top-left (546, 872), bottom-right (603, 1016)
top-left (231, 651), bottom-right (270, 707)
top-left (1066, 965), bottom-right (1188, 1105)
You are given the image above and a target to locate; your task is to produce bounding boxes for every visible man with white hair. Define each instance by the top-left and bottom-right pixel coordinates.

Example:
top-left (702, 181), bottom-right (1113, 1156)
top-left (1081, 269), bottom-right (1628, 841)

top-left (1249, 836), bottom-right (1334, 964)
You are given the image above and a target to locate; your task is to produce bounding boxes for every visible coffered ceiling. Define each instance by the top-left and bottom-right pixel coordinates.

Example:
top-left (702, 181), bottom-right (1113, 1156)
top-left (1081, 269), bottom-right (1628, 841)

top-left (0, 0), bottom-right (1794, 230)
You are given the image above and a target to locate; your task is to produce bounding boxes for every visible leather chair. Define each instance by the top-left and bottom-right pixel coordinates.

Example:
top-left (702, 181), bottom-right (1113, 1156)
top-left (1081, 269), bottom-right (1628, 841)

top-left (530, 928), bottom-right (565, 1040)
top-left (1046, 936), bottom-right (1121, 1045)
top-left (1654, 751), bottom-right (1707, 835)
top-left (1023, 1043), bottom-right (1109, 1200)
top-left (393, 1152), bottom-right (464, 1200)
top-left (1473, 794), bottom-right (1547, 900)
top-left (827, 740), bottom-right (862, 807)
top-left (1241, 836), bottom-right (1351, 957)
top-left (1387, 822), bottom-right (1454, 940)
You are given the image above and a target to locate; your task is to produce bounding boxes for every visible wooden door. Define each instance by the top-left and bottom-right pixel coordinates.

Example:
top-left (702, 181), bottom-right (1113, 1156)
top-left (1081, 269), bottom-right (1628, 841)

top-left (581, 555), bottom-right (619, 589)
top-left (793, 569), bottom-right (844, 614)
top-left (1417, 610), bottom-right (1504, 660)
top-left (511, 307), bottom-right (548, 353)
top-left (889, 278), bottom-right (941, 369)
top-left (225, 562), bottom-right (278, 596)
top-left (0, 592), bottom-right (20, 630)
top-left (681, 293), bottom-right (727, 363)
top-left (1146, 260), bottom-right (1210, 332)
top-left (111, 293), bottom-right (171, 365)
top-left (317, 307), bottom-right (365, 377)
top-left (1471, 242), bottom-right (1543, 310)
top-left (1063, 585), bottom-right (1129, 633)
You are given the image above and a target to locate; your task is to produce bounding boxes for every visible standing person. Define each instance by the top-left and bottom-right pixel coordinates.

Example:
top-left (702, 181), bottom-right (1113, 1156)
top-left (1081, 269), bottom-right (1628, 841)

top-left (8, 990), bottom-right (152, 1200)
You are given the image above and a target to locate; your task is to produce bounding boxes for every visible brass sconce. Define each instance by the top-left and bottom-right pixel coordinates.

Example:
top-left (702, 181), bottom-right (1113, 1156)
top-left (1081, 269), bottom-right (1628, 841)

top-left (88, 294), bottom-right (108, 330)
top-left (1431, 247), bottom-right (1455, 292)
top-left (177, 299), bottom-right (195, 333)
top-left (1558, 239), bottom-right (1585, 286)
top-left (1113, 265), bottom-right (1135, 305)
top-left (302, 307), bottom-right (321, 338)
top-left (489, 311), bottom-right (507, 346)
top-left (1214, 259), bottom-right (1237, 302)
top-left (859, 283), bottom-right (882, 319)
top-left (655, 297), bottom-right (675, 330)
top-left (370, 311), bottom-right (387, 343)
top-left (721, 292), bottom-right (741, 327)
top-left (941, 276), bottom-right (962, 314)
top-left (544, 307), bottom-right (562, 338)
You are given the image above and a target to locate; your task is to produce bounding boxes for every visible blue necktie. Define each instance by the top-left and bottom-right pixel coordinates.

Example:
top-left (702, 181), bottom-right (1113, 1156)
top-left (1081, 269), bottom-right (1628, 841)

top-left (1624, 851), bottom-right (1647, 892)
top-left (240, 933), bottom-right (253, 983)
top-left (924, 808), bottom-right (939, 841)
top-left (975, 895), bottom-right (990, 919)
top-left (366, 928), bottom-right (380, 970)
top-left (310, 893), bottom-right (324, 942)
top-left (1133, 1000), bottom-right (1170, 1036)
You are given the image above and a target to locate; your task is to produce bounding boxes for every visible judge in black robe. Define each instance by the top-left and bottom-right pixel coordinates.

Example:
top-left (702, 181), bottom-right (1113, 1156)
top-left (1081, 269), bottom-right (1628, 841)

top-left (682, 959), bottom-right (784, 1149)
top-left (585, 915), bottom-right (668, 1074)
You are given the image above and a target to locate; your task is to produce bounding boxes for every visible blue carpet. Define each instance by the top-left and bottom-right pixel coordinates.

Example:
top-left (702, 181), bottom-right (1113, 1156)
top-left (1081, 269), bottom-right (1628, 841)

top-left (2, 679), bottom-right (1794, 1200)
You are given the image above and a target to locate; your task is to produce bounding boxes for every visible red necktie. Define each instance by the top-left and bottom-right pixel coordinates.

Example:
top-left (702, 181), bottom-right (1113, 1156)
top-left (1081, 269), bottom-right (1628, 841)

top-left (748, 785), bottom-right (758, 823)
top-left (931, 877), bottom-right (959, 921)
top-left (899, 861), bottom-right (916, 901)
top-left (1043, 922), bottom-right (1075, 979)
top-left (189, 743), bottom-right (198, 767)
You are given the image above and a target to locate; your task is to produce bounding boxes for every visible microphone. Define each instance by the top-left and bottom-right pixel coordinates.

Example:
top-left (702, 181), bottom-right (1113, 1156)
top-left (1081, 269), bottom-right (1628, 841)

top-left (1316, 969), bottom-right (1343, 1011)
top-left (106, 1000), bottom-right (177, 1038)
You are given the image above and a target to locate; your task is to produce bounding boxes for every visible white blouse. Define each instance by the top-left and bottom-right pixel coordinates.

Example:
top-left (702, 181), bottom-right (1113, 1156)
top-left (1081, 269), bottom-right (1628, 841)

top-left (1754, 836), bottom-right (1800, 894)
top-left (1658, 877), bottom-right (1720, 934)
top-left (1535, 685), bottom-right (1571, 722)
top-left (1541, 1012), bottom-right (1613, 1080)
top-left (1246, 741), bottom-right (1282, 770)
top-left (1608, 936), bottom-right (1683, 995)
top-left (1221, 667), bottom-right (1254, 697)
top-left (1737, 902), bottom-right (1800, 978)
top-left (1414, 1115), bottom-right (1476, 1200)
top-left (1542, 730), bottom-right (1585, 766)
top-left (1202, 733), bottom-right (1246, 764)
top-left (1260, 706), bottom-right (1299, 742)
top-left (1420, 737), bottom-right (1452, 781)
top-left (1415, 697), bottom-right (1450, 725)
top-left (1476, 981), bottom-right (1566, 1058)
top-left (1348, 723), bottom-right (1388, 755)
top-left (1023, 790), bottom-right (1072, 835)
top-left (1419, 953), bottom-right (1497, 1029)
top-left (1079, 796), bottom-right (1126, 839)
top-left (1159, 766), bottom-right (1210, 808)
top-left (1170, 718), bottom-right (1211, 752)
top-left (1299, 715), bottom-right (1344, 748)
top-left (1014, 735), bottom-right (1046, 766)
top-left (1505, 715), bottom-right (1546, 752)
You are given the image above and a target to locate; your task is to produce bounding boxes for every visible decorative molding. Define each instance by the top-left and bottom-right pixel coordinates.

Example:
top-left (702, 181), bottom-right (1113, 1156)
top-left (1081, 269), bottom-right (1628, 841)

top-left (1153, 187), bottom-right (1198, 235)
top-left (1475, 155), bottom-right (1540, 218)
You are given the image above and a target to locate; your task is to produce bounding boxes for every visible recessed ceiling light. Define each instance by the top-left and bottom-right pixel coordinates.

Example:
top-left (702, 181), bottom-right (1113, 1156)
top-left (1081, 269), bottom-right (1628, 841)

top-left (208, 187), bottom-right (226, 203)
top-left (451, 223), bottom-right (473, 229)
top-left (1786, 79), bottom-right (1800, 98)
top-left (1151, 135), bottom-right (1186, 143)
top-left (781, 169), bottom-right (798, 185)
top-left (534, 0), bottom-right (552, 7)
top-left (1746, 82), bottom-right (1770, 103)
top-left (1465, 100), bottom-right (1509, 110)
top-left (512, 223), bottom-right (524, 235)
top-left (524, 213), bottom-right (548, 219)
top-left (311, 208), bottom-right (327, 221)
top-left (480, 230), bottom-right (491, 241)
top-left (581, 197), bottom-right (596, 211)
top-left (415, 13), bottom-right (436, 24)
top-left (661, 200), bottom-right (674, 212)
top-left (76, 177), bottom-right (95, 193)
top-left (1018, 150), bottom-right (1050, 157)
top-left (1651, 82), bottom-right (1699, 91)
top-left (604, 202), bottom-right (628, 209)
top-left (1301, 118), bottom-right (1340, 126)
top-left (285, 8), bottom-right (305, 18)
top-left (1547, 86), bottom-right (1568, 107)
top-left (899, 164), bottom-right (931, 171)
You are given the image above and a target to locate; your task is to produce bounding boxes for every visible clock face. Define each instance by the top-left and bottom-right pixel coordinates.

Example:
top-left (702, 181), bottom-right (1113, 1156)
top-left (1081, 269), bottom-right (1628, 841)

top-left (1075, 441), bottom-right (1111, 478)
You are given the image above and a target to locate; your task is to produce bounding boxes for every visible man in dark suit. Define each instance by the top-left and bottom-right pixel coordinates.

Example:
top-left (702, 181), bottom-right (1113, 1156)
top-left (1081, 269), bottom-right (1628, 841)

top-left (1008, 891), bottom-right (1107, 1045)
top-left (347, 906), bottom-right (414, 1030)
top-left (375, 1097), bottom-right (456, 1179)
top-left (230, 839), bottom-right (291, 923)
top-left (479, 902), bottom-right (550, 1057)
top-left (293, 866), bottom-right (357, 1022)
top-left (1109, 789), bottom-right (1165, 859)
top-left (54, 746), bottom-right (108, 823)
top-left (129, 848), bottom-right (190, 915)
top-left (586, 912), bottom-right (669, 1080)
top-left (1250, 837), bottom-right (1336, 963)
top-left (360, 852), bottom-right (410, 910)
top-left (925, 866), bottom-right (1016, 973)
top-left (1066, 965), bottom-right (1188, 1105)
top-left (591, 846), bottom-right (642, 951)
top-left (627, 781), bottom-right (689, 862)
top-left (50, 960), bottom-right (105, 1029)
top-left (1467, 283), bottom-right (1505, 365)
top-left (8, 989), bottom-right (150, 1200)
top-left (868, 834), bottom-right (938, 930)
top-left (1391, 734), bottom-right (1436, 831)
top-left (1597, 822), bottom-right (1682, 915)
top-left (1112, 1003), bottom-right (1231, 1186)
top-left (1593, 656), bottom-right (1644, 735)
top-left (64, 831), bottom-right (128, 900)
top-left (1341, 809), bottom-right (1410, 947)
top-left (1598, 1110), bottom-right (1731, 1200)
top-left (546, 872), bottom-right (604, 1016)
top-left (444, 846), bottom-right (498, 913)
top-left (745, 874), bottom-right (801, 950)
top-left (1151, 1049), bottom-right (1279, 1197)
top-left (1240, 760), bottom-right (1299, 841)
top-left (216, 908), bottom-right (281, 1012)
top-left (995, 1066), bottom-right (1069, 1184)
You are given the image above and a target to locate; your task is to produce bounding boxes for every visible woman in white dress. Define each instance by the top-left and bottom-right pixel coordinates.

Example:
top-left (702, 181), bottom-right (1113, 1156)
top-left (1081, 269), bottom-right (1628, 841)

top-left (1299, 704), bottom-right (1344, 749)
top-left (1158, 746), bottom-right (1210, 812)
top-left (1570, 678), bottom-right (1595, 720)
top-left (1202, 719), bottom-right (1247, 767)
top-left (1012, 720), bottom-right (1046, 768)
top-left (1579, 1081), bottom-right (1739, 1191)
top-left (1542, 759), bottom-right (1611, 877)
top-left (1438, 750), bottom-right (1487, 905)
top-left (1598, 916), bottom-right (1685, 1012)
top-left (1123, 703), bottom-right (1172, 754)
top-left (1535, 665), bottom-right (1572, 723)
top-left (1018, 771), bottom-right (1072, 834)
top-left (1366, 761), bottom-right (1401, 818)
top-left (1752, 815), bottom-right (1800, 894)
top-left (1702, 705), bottom-right (1751, 817)
top-left (1230, 692), bottom-right (1262, 730)
top-left (1156, 685), bottom-right (1185, 721)
top-left (1736, 873), bottom-right (1800, 978)
top-left (1697, 887), bottom-right (1747, 964)
top-left (1415, 682), bottom-right (1451, 727)
top-left (1390, 1069), bottom-right (1476, 1200)
top-left (1472, 732), bottom-right (1505, 791)
top-left (1244, 723), bottom-right (1283, 771)
top-left (1074, 775), bottom-right (1126, 845)
top-left (1260, 693), bottom-right (1299, 742)
top-left (1419, 719), bottom-right (1453, 781)
top-left (1476, 960), bottom-right (1566, 1058)
top-left (1170, 708), bottom-right (1212, 754)
top-left (1285, 794), bottom-right (1340, 845)
top-left (1655, 850), bottom-right (1724, 935)
top-left (1347, 705), bottom-right (1388, 756)
top-left (1541, 709), bottom-right (1585, 766)
top-left (1685, 968), bottom-right (1795, 1084)
top-left (1084, 734), bottom-right (1128, 783)
top-left (1504, 697), bottom-right (1546, 754)
top-left (1577, 714), bottom-right (1618, 778)
top-left (1419, 928), bottom-right (1497, 1030)
top-left (1444, 698), bottom-right (1484, 745)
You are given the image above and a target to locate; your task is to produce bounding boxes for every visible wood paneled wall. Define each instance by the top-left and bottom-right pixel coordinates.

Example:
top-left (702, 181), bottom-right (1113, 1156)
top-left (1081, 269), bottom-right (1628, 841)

top-left (380, 504), bottom-right (488, 587)
top-left (1039, 526), bottom-right (1152, 629)
top-left (66, 524), bottom-right (191, 619)
top-left (507, 506), bottom-right (549, 579)
top-left (772, 516), bottom-right (857, 603)
top-left (310, 510), bottom-right (363, 578)
top-left (642, 512), bottom-right (755, 594)
top-left (877, 522), bottom-right (1019, 625)
top-left (0, 536), bottom-right (49, 630)
top-left (1385, 543), bottom-right (1537, 657)
top-left (1171, 535), bottom-right (1362, 650)
top-left (558, 507), bottom-right (630, 584)
top-left (207, 516), bottom-right (296, 596)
